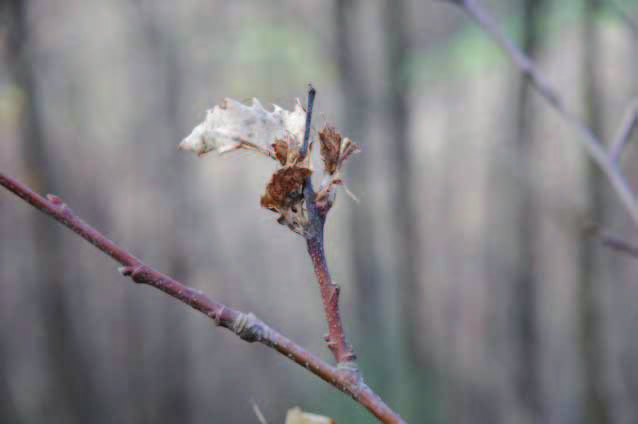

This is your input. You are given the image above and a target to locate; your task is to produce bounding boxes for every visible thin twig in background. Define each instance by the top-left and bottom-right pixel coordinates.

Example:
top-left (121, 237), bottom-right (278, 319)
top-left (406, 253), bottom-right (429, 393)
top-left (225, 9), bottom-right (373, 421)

top-left (0, 172), bottom-right (405, 424)
top-left (586, 223), bottom-right (638, 259)
top-left (609, 100), bottom-right (638, 163)
top-left (444, 0), bottom-right (638, 227)
top-left (250, 399), bottom-right (269, 424)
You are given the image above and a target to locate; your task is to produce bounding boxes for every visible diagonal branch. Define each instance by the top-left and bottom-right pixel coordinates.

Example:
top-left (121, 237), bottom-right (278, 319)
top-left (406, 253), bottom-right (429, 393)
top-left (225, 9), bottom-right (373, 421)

top-left (587, 222), bottom-right (638, 259)
top-left (444, 0), bottom-right (638, 226)
top-left (608, 99), bottom-right (638, 163)
top-left (0, 172), bottom-right (405, 424)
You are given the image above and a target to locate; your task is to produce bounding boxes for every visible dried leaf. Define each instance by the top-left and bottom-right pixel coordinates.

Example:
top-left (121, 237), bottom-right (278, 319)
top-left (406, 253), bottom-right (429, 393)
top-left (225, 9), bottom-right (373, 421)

top-left (272, 138), bottom-right (289, 166)
top-left (318, 126), bottom-right (342, 174)
top-left (318, 125), bottom-right (359, 175)
top-left (260, 165), bottom-right (312, 212)
top-left (179, 98), bottom-right (306, 160)
top-left (261, 165), bottom-right (312, 236)
top-left (338, 137), bottom-right (360, 169)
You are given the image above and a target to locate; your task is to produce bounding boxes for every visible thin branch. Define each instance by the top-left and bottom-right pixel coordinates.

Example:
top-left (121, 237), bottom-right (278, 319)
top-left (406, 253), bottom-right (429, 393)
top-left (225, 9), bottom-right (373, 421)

top-left (300, 83), bottom-right (316, 160)
top-left (587, 223), bottom-right (638, 259)
top-left (307, 234), bottom-right (356, 365)
top-left (445, 0), bottom-right (638, 226)
top-left (609, 99), bottom-right (638, 163)
top-left (0, 172), bottom-right (405, 424)
top-left (300, 86), bottom-right (357, 367)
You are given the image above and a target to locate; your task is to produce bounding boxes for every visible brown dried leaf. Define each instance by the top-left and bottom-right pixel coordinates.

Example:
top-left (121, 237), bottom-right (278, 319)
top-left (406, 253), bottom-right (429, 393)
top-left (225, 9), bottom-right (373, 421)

top-left (338, 137), bottom-right (360, 169)
top-left (260, 165), bottom-right (312, 212)
top-left (272, 138), bottom-right (289, 166)
top-left (318, 126), bottom-right (342, 175)
top-left (318, 125), bottom-right (359, 175)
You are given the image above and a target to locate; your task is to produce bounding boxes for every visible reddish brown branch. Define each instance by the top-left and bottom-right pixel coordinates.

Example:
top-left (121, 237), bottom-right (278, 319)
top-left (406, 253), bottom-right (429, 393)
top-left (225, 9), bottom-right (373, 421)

top-left (300, 85), bottom-right (357, 367)
top-left (307, 235), bottom-right (356, 365)
top-left (0, 172), bottom-right (405, 424)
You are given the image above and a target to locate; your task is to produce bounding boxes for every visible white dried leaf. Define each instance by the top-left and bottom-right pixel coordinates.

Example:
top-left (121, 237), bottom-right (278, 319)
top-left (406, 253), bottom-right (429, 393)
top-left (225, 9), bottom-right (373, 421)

top-left (179, 98), bottom-right (306, 158)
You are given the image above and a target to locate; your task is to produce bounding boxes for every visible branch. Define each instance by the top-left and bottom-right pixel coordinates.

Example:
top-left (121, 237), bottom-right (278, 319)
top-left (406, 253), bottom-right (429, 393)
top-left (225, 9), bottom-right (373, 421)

top-left (586, 222), bottom-right (638, 259)
top-left (445, 0), bottom-right (638, 226)
top-left (301, 85), bottom-right (357, 366)
top-left (0, 172), bottom-right (405, 424)
top-left (608, 99), bottom-right (638, 163)
top-left (300, 83), bottom-right (316, 159)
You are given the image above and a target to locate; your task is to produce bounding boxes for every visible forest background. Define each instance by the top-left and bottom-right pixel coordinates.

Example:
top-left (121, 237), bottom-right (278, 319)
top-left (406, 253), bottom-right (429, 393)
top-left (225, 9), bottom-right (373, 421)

top-left (1, 0), bottom-right (638, 423)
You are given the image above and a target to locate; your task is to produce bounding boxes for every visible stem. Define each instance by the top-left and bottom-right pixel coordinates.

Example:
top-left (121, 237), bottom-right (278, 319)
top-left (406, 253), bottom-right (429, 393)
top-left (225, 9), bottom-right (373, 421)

top-left (0, 172), bottom-right (404, 423)
top-left (300, 83), bottom-right (316, 159)
top-left (307, 231), bottom-right (356, 365)
top-left (300, 85), bottom-right (356, 366)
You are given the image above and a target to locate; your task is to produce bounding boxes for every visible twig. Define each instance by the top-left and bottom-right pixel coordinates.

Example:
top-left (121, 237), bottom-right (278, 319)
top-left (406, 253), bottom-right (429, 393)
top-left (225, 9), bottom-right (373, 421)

top-left (300, 84), bottom-right (316, 160)
top-left (445, 0), bottom-right (638, 226)
top-left (0, 172), bottom-right (405, 424)
top-left (609, 100), bottom-right (638, 163)
top-left (250, 399), bottom-right (269, 424)
top-left (299, 86), bottom-right (357, 367)
top-left (587, 222), bottom-right (638, 258)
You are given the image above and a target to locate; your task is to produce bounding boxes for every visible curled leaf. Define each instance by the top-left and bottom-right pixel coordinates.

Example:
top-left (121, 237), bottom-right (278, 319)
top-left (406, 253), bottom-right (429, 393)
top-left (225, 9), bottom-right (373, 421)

top-left (179, 98), bottom-right (306, 160)
top-left (318, 125), bottom-right (360, 175)
top-left (260, 165), bottom-right (312, 235)
top-left (318, 126), bottom-right (341, 174)
top-left (260, 165), bottom-right (312, 212)
top-left (272, 138), bottom-right (289, 166)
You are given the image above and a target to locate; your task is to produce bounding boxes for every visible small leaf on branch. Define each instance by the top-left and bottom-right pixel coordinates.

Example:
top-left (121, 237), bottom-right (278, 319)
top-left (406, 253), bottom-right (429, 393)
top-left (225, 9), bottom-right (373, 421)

top-left (318, 125), bottom-right (360, 175)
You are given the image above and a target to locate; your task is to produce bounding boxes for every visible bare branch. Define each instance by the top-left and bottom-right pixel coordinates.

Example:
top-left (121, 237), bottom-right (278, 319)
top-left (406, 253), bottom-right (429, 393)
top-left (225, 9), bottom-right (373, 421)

top-left (300, 83), bottom-right (316, 159)
top-left (299, 86), bottom-right (357, 366)
top-left (609, 99), bottom-right (638, 163)
top-left (587, 222), bottom-right (638, 259)
top-left (445, 0), bottom-right (638, 226)
top-left (0, 172), bottom-right (405, 424)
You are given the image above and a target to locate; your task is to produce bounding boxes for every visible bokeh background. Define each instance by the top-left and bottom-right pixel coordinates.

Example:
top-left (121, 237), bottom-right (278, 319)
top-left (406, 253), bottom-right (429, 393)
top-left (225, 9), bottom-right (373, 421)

top-left (1, 0), bottom-right (638, 423)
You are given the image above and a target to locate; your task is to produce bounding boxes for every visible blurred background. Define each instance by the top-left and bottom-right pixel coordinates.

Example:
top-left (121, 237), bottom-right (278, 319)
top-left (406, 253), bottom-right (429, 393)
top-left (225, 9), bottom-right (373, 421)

top-left (1, 0), bottom-right (637, 423)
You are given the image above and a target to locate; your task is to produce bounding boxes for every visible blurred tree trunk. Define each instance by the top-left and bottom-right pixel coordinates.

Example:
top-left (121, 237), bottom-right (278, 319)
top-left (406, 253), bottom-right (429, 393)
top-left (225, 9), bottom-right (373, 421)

top-left (335, 0), bottom-right (388, 392)
top-left (4, 1), bottom-right (104, 422)
top-left (511, 0), bottom-right (546, 421)
top-left (130, 2), bottom-right (191, 422)
top-left (383, 0), bottom-right (438, 422)
top-left (579, 1), bottom-right (611, 423)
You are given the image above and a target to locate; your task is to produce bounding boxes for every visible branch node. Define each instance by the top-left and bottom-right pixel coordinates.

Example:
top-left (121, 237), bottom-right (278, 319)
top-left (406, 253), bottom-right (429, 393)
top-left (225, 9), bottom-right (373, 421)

top-left (118, 264), bottom-right (146, 283)
top-left (233, 312), bottom-right (261, 342)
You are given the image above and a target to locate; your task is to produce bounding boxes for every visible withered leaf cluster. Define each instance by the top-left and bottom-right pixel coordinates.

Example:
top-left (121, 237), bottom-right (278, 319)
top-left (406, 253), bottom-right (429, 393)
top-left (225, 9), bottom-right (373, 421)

top-left (180, 97), bottom-right (358, 236)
